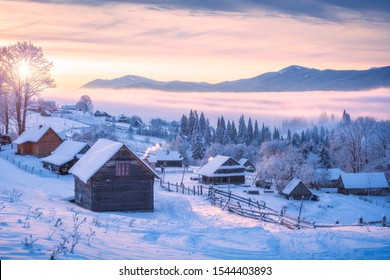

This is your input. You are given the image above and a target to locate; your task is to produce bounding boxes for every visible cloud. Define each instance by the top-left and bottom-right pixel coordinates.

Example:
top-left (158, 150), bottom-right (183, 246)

top-left (18, 0), bottom-right (390, 22)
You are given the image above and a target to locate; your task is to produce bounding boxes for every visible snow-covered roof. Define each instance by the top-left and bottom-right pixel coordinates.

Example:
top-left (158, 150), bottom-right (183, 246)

top-left (69, 138), bottom-right (158, 184)
top-left (340, 173), bottom-right (389, 189)
top-left (155, 150), bottom-right (182, 161)
top-left (41, 140), bottom-right (88, 166)
top-left (238, 158), bottom-right (249, 165)
top-left (282, 178), bottom-right (310, 195)
top-left (316, 168), bottom-right (344, 181)
top-left (197, 155), bottom-right (244, 177)
top-left (13, 125), bottom-right (56, 144)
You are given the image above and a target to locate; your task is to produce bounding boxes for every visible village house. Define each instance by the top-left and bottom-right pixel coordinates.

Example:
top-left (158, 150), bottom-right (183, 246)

top-left (13, 125), bottom-right (63, 157)
top-left (282, 178), bottom-right (314, 200)
top-left (337, 172), bottom-right (389, 195)
top-left (155, 150), bottom-right (183, 168)
top-left (41, 140), bottom-right (90, 174)
top-left (238, 158), bottom-right (256, 173)
top-left (69, 139), bottom-right (159, 212)
top-left (197, 155), bottom-right (246, 185)
top-left (314, 168), bottom-right (345, 188)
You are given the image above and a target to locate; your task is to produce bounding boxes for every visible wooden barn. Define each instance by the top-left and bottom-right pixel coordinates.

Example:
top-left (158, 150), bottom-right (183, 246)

top-left (238, 158), bottom-right (256, 173)
top-left (155, 150), bottom-right (183, 167)
top-left (69, 139), bottom-right (159, 212)
top-left (13, 125), bottom-right (62, 157)
top-left (197, 155), bottom-right (245, 185)
top-left (282, 178), bottom-right (314, 200)
top-left (41, 140), bottom-right (90, 174)
top-left (337, 172), bottom-right (389, 195)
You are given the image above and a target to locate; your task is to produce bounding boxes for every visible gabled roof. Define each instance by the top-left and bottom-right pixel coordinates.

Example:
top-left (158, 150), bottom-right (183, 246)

top-left (69, 139), bottom-right (158, 184)
top-left (197, 155), bottom-right (244, 177)
top-left (13, 125), bottom-right (57, 144)
top-left (155, 150), bottom-right (182, 161)
top-left (41, 140), bottom-right (89, 166)
top-left (316, 168), bottom-right (344, 181)
top-left (339, 173), bottom-right (389, 189)
top-left (282, 178), bottom-right (312, 195)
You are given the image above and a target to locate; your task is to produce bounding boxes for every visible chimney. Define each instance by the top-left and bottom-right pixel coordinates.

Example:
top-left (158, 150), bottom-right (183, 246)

top-left (39, 125), bottom-right (43, 129)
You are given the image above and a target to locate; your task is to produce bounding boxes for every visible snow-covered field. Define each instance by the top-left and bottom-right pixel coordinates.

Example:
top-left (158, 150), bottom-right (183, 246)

top-left (1, 112), bottom-right (390, 260)
top-left (1, 150), bottom-right (390, 260)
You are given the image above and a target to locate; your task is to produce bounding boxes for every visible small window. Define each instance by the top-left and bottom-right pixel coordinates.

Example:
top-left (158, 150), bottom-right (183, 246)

top-left (116, 161), bottom-right (131, 176)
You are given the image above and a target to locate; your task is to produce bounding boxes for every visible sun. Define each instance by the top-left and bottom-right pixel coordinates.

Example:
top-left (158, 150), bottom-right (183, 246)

top-left (18, 60), bottom-right (30, 79)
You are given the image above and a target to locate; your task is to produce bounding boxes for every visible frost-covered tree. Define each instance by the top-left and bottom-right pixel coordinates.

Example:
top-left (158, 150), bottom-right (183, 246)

top-left (191, 130), bottom-right (205, 161)
top-left (0, 41), bottom-right (55, 134)
top-left (237, 114), bottom-right (247, 144)
top-left (180, 114), bottom-right (189, 136)
top-left (76, 95), bottom-right (93, 114)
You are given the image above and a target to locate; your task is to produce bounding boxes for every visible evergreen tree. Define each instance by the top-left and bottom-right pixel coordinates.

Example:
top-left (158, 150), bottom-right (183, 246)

top-left (237, 115), bottom-right (247, 144)
top-left (191, 130), bottom-right (205, 160)
top-left (272, 127), bottom-right (280, 140)
top-left (317, 142), bottom-right (331, 168)
top-left (180, 114), bottom-right (188, 136)
top-left (247, 117), bottom-right (254, 145)
top-left (253, 120), bottom-right (260, 146)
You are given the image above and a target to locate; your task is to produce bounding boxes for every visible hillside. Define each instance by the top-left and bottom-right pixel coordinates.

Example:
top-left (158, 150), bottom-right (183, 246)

top-left (83, 65), bottom-right (390, 92)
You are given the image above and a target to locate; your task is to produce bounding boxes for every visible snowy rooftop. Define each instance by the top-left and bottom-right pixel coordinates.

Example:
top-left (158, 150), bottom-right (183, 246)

top-left (13, 125), bottom-right (55, 144)
top-left (41, 140), bottom-right (89, 166)
top-left (340, 173), bottom-right (389, 189)
top-left (238, 158), bottom-right (249, 165)
top-left (69, 138), bottom-right (158, 184)
top-left (197, 155), bottom-right (244, 177)
top-left (155, 150), bottom-right (182, 161)
top-left (282, 178), bottom-right (311, 195)
top-left (316, 168), bottom-right (345, 181)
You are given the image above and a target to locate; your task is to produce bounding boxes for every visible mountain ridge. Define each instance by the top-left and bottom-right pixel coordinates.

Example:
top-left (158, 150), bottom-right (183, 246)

top-left (83, 65), bottom-right (390, 92)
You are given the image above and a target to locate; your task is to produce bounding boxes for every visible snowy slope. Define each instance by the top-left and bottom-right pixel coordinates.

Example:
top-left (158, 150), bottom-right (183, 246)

top-left (1, 157), bottom-right (390, 260)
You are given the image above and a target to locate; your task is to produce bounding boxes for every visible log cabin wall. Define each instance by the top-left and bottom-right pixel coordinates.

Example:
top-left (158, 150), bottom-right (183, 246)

top-left (76, 146), bottom-right (155, 212)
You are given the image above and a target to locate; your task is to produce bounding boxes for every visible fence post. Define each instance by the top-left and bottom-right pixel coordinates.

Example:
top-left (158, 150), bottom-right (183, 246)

top-left (193, 186), bottom-right (195, 195)
top-left (358, 216), bottom-right (363, 225)
top-left (168, 182), bottom-right (170, 191)
top-left (31, 167), bottom-right (34, 174)
top-left (382, 215), bottom-right (386, 227)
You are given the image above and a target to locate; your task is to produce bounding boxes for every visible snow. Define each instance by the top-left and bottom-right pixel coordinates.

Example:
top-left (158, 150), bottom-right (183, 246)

top-left (155, 150), bottom-right (182, 161)
top-left (197, 155), bottom-right (244, 177)
top-left (69, 139), bottom-right (123, 184)
top-left (13, 125), bottom-right (53, 144)
top-left (41, 140), bottom-right (88, 166)
top-left (1, 112), bottom-right (390, 260)
top-left (340, 173), bottom-right (389, 189)
top-left (316, 168), bottom-right (344, 181)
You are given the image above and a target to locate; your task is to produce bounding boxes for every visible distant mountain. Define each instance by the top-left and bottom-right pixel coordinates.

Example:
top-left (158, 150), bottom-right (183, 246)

top-left (83, 65), bottom-right (390, 92)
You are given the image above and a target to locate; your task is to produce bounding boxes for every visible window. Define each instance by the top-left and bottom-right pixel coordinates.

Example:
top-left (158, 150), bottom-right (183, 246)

top-left (116, 161), bottom-right (131, 176)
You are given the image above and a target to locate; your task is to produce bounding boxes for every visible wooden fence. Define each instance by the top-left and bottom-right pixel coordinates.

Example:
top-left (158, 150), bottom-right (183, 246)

top-left (160, 180), bottom-right (205, 196)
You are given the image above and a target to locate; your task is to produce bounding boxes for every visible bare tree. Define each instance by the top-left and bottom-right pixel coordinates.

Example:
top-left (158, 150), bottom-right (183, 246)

top-left (0, 41), bottom-right (55, 135)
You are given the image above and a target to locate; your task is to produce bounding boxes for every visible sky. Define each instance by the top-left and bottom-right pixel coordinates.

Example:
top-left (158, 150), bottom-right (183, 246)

top-left (1, 0), bottom-right (390, 89)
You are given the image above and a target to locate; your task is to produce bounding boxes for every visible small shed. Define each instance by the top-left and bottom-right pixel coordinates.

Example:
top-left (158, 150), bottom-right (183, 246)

top-left (337, 172), bottom-right (389, 195)
top-left (238, 158), bottom-right (256, 173)
top-left (13, 125), bottom-right (63, 157)
top-left (197, 155), bottom-right (245, 185)
top-left (41, 140), bottom-right (90, 174)
top-left (282, 178), bottom-right (313, 200)
top-left (155, 150), bottom-right (183, 167)
top-left (69, 139), bottom-right (159, 212)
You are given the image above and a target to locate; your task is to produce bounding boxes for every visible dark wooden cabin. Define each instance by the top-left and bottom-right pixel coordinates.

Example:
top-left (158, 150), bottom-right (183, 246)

top-left (197, 155), bottom-right (245, 185)
top-left (282, 178), bottom-right (313, 200)
top-left (337, 172), bottom-right (389, 195)
top-left (41, 140), bottom-right (90, 174)
top-left (155, 150), bottom-right (183, 167)
top-left (238, 158), bottom-right (256, 173)
top-left (69, 139), bottom-right (159, 212)
top-left (13, 125), bottom-right (62, 157)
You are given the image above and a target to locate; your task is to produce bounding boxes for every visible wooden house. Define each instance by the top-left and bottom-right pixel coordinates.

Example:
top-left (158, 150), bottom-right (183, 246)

top-left (13, 125), bottom-right (62, 157)
top-left (238, 158), bottom-right (256, 173)
top-left (282, 178), bottom-right (313, 200)
top-left (69, 139), bottom-right (159, 212)
top-left (155, 150), bottom-right (183, 167)
top-left (337, 172), bottom-right (389, 195)
top-left (41, 140), bottom-right (90, 174)
top-left (314, 168), bottom-right (344, 188)
top-left (197, 155), bottom-right (245, 185)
